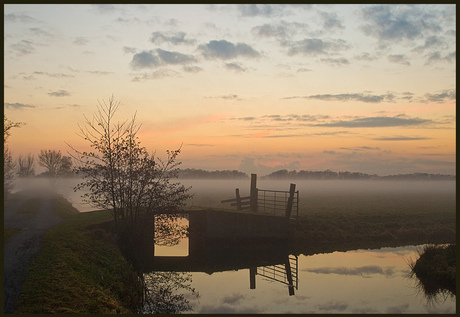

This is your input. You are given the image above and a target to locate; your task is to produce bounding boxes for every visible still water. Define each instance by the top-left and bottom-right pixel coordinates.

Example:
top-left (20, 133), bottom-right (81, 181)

top-left (153, 230), bottom-right (455, 314)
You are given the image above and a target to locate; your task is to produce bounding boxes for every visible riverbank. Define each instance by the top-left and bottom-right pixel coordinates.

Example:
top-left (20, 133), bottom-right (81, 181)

top-left (8, 193), bottom-right (455, 313)
top-left (4, 189), bottom-right (77, 313)
top-left (4, 191), bottom-right (142, 314)
top-left (409, 244), bottom-right (456, 297)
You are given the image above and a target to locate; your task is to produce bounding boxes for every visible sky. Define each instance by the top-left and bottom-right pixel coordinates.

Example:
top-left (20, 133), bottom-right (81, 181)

top-left (4, 4), bottom-right (456, 176)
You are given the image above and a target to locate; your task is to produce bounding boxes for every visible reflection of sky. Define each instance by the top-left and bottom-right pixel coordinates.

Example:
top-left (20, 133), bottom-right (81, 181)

top-left (178, 245), bottom-right (455, 314)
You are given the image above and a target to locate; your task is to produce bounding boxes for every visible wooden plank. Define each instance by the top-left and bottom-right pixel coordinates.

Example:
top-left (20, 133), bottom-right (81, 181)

top-left (221, 196), bottom-right (250, 203)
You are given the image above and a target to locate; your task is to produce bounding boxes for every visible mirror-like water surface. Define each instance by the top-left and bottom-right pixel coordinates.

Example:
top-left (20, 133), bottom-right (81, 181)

top-left (154, 242), bottom-right (455, 314)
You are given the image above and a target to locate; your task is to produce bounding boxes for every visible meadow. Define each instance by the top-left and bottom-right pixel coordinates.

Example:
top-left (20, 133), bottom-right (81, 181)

top-left (181, 179), bottom-right (456, 253)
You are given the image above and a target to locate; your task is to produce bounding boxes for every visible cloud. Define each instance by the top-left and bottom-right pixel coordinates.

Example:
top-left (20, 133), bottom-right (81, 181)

top-left (422, 89), bottom-right (456, 103)
top-left (425, 51), bottom-right (456, 64)
top-left (85, 70), bottom-right (113, 76)
top-left (131, 69), bottom-right (179, 81)
top-left (386, 303), bottom-right (410, 314)
top-left (91, 4), bottom-right (121, 14)
top-left (29, 28), bottom-right (54, 38)
top-left (412, 158), bottom-right (455, 167)
top-left (4, 102), bottom-right (35, 109)
top-left (262, 114), bottom-right (329, 122)
top-left (183, 65), bottom-right (203, 73)
top-left (412, 35), bottom-right (446, 53)
top-left (10, 40), bottom-right (35, 55)
top-left (286, 38), bottom-right (350, 56)
top-left (359, 5), bottom-right (440, 42)
top-left (237, 4), bottom-right (277, 17)
top-left (4, 13), bottom-right (36, 23)
top-left (316, 301), bottom-right (348, 312)
top-left (156, 48), bottom-right (197, 64)
top-left (387, 54), bottom-right (410, 66)
top-left (150, 31), bottom-right (196, 45)
top-left (225, 62), bottom-right (247, 72)
top-left (198, 40), bottom-right (260, 60)
top-left (73, 37), bottom-right (89, 45)
top-left (33, 71), bottom-right (75, 78)
top-left (222, 293), bottom-right (245, 305)
top-left (123, 46), bottom-right (137, 54)
top-left (239, 157), bottom-right (300, 176)
top-left (304, 265), bottom-right (395, 277)
top-left (130, 49), bottom-right (196, 69)
top-left (186, 143), bottom-right (214, 147)
top-left (130, 51), bottom-right (161, 69)
top-left (374, 136), bottom-right (430, 141)
top-left (48, 90), bottom-right (70, 97)
top-left (252, 23), bottom-right (289, 39)
top-left (252, 21), bottom-right (309, 40)
top-left (300, 92), bottom-right (395, 103)
top-left (354, 52), bottom-right (380, 61)
top-left (316, 116), bottom-right (430, 128)
top-left (339, 146), bottom-right (381, 151)
top-left (319, 11), bottom-right (345, 30)
top-left (320, 57), bottom-right (350, 66)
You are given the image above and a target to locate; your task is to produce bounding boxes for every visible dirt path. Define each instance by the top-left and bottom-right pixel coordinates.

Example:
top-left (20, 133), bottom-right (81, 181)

top-left (4, 189), bottom-right (64, 313)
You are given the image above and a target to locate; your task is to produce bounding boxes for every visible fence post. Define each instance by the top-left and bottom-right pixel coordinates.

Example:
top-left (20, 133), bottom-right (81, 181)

top-left (250, 173), bottom-right (258, 212)
top-left (285, 183), bottom-right (296, 218)
top-left (250, 267), bottom-right (257, 289)
top-left (235, 188), bottom-right (242, 211)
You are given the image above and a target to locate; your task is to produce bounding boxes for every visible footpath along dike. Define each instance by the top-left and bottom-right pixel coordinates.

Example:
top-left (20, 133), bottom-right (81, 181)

top-left (3, 189), bottom-right (75, 313)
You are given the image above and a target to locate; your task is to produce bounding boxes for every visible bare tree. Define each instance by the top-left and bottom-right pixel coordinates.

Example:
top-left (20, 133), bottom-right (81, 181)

top-left (17, 154), bottom-right (35, 177)
top-left (38, 149), bottom-right (63, 177)
top-left (58, 156), bottom-right (74, 177)
top-left (4, 116), bottom-right (24, 198)
top-left (70, 96), bottom-right (192, 246)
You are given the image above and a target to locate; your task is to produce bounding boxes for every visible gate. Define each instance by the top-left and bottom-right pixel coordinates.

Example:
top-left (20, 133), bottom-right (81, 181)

top-left (221, 174), bottom-right (299, 220)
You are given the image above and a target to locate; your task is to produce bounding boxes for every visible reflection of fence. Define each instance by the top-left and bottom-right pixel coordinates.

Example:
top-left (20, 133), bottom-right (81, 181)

top-left (251, 255), bottom-right (298, 296)
top-left (221, 174), bottom-right (298, 220)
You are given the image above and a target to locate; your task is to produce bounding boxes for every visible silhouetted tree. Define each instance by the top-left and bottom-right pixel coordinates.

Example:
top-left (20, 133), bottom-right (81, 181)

top-left (70, 96), bottom-right (192, 246)
top-left (17, 154), bottom-right (35, 177)
top-left (4, 116), bottom-right (24, 198)
top-left (38, 149), bottom-right (63, 177)
top-left (58, 156), bottom-right (74, 177)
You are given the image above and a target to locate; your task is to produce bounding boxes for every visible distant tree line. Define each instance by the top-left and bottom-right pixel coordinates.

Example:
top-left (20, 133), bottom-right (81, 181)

top-left (177, 168), bottom-right (249, 179)
top-left (262, 169), bottom-right (456, 181)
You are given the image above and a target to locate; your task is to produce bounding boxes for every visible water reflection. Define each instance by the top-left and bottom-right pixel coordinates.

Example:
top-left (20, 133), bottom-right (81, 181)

top-left (133, 216), bottom-right (455, 314)
top-left (140, 271), bottom-right (198, 314)
top-left (409, 270), bottom-right (456, 308)
top-left (250, 255), bottom-right (298, 296)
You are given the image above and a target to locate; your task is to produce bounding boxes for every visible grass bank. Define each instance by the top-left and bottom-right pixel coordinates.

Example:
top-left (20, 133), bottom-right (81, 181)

top-left (288, 207), bottom-right (456, 255)
top-left (14, 207), bottom-right (143, 313)
top-left (409, 244), bottom-right (456, 297)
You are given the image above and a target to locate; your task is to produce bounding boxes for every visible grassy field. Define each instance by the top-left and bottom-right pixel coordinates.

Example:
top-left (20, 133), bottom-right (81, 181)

top-left (11, 202), bottom-right (143, 313)
top-left (9, 179), bottom-right (456, 312)
top-left (185, 179), bottom-right (456, 254)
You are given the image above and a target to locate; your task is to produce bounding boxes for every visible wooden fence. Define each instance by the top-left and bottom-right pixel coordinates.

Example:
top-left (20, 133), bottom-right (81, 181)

top-left (221, 174), bottom-right (298, 220)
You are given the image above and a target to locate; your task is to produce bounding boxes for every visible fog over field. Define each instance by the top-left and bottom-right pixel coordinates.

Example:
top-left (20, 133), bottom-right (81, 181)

top-left (12, 177), bottom-right (456, 215)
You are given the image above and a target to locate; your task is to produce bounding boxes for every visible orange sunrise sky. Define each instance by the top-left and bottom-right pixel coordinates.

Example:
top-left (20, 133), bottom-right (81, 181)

top-left (4, 4), bottom-right (456, 176)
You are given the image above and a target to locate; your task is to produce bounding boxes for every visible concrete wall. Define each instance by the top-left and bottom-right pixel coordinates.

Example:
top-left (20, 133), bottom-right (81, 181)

top-left (189, 209), bottom-right (289, 242)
